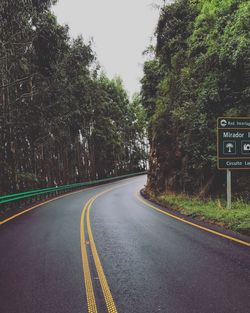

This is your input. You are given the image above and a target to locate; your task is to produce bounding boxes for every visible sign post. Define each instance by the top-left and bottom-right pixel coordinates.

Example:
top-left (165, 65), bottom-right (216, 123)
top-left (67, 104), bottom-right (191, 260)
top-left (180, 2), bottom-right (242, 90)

top-left (226, 169), bottom-right (231, 209)
top-left (217, 117), bottom-right (250, 208)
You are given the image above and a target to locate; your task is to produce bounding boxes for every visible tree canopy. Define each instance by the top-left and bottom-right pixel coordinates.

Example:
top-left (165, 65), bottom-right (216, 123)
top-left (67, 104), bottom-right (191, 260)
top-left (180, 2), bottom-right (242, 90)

top-left (0, 0), bottom-right (147, 194)
top-left (141, 0), bottom-right (250, 197)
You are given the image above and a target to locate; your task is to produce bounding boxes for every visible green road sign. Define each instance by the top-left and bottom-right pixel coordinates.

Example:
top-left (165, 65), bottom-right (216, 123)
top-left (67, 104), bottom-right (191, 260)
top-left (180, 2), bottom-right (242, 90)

top-left (217, 117), bottom-right (250, 170)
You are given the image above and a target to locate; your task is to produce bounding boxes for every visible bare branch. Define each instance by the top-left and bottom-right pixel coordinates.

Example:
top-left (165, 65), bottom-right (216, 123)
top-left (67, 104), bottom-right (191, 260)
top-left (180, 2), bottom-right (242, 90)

top-left (0, 75), bottom-right (34, 89)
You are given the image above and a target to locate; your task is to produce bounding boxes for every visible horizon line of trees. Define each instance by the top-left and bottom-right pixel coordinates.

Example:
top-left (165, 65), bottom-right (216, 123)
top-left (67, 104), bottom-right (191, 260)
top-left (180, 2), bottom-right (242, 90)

top-left (0, 0), bottom-right (148, 195)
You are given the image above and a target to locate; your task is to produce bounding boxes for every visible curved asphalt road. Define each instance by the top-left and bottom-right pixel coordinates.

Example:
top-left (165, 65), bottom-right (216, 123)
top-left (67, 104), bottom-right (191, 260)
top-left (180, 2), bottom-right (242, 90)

top-left (0, 175), bottom-right (250, 313)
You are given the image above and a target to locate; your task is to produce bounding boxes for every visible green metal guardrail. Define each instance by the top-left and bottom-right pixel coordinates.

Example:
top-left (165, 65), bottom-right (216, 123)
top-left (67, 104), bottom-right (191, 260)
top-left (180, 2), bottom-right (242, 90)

top-left (0, 171), bottom-right (147, 205)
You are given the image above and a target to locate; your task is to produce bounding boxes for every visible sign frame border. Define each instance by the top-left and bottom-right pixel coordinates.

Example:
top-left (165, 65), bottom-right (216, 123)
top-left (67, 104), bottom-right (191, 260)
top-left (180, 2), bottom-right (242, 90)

top-left (217, 117), bottom-right (250, 170)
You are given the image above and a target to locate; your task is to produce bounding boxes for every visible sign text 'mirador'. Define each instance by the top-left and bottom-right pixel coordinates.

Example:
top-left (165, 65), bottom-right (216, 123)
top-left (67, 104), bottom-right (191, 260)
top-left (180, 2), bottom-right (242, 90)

top-left (223, 132), bottom-right (244, 138)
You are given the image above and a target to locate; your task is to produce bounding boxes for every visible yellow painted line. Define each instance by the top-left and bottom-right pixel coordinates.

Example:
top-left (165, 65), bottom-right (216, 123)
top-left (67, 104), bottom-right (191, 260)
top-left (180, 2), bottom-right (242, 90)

top-left (0, 185), bottom-right (102, 225)
top-left (80, 181), bottom-right (131, 313)
top-left (86, 194), bottom-right (118, 313)
top-left (0, 178), bottom-right (136, 226)
top-left (0, 188), bottom-right (90, 225)
top-left (135, 193), bottom-right (250, 248)
top-left (80, 198), bottom-right (98, 313)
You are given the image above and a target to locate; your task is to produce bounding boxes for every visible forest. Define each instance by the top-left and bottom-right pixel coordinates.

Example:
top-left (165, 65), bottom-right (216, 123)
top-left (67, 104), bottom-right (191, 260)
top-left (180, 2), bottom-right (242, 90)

top-left (0, 0), bottom-right (147, 195)
top-left (1, 0), bottom-right (249, 200)
top-left (141, 0), bottom-right (250, 199)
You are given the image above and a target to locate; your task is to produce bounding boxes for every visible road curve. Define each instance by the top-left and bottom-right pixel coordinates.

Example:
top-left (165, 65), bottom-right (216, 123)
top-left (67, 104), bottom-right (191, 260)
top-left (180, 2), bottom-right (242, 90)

top-left (0, 175), bottom-right (249, 313)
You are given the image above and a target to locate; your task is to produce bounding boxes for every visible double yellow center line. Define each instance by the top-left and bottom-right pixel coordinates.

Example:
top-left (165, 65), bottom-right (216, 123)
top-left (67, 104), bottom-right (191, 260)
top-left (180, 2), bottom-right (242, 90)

top-left (80, 189), bottom-right (118, 313)
top-left (80, 182), bottom-right (250, 313)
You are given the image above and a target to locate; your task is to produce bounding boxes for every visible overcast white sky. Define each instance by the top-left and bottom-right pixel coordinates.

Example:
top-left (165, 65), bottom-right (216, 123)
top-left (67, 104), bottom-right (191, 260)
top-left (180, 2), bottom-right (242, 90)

top-left (53, 0), bottom-right (167, 97)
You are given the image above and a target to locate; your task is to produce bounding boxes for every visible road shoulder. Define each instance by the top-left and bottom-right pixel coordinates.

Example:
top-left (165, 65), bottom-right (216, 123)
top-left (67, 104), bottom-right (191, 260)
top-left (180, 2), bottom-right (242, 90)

top-left (140, 189), bottom-right (250, 247)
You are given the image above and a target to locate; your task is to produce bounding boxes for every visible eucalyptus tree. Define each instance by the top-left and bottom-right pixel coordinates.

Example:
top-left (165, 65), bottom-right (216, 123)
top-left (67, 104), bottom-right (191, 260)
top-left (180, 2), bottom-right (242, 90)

top-left (142, 0), bottom-right (250, 197)
top-left (0, 0), bottom-right (148, 195)
top-left (0, 0), bottom-right (59, 192)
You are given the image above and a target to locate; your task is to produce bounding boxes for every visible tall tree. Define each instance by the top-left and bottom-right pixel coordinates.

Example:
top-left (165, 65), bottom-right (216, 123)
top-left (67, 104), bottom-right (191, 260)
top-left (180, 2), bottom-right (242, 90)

top-left (142, 0), bottom-right (250, 197)
top-left (0, 0), bottom-right (148, 195)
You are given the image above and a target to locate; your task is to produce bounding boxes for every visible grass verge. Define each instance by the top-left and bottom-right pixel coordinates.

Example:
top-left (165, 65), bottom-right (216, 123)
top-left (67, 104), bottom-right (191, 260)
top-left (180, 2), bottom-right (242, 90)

top-left (148, 192), bottom-right (250, 236)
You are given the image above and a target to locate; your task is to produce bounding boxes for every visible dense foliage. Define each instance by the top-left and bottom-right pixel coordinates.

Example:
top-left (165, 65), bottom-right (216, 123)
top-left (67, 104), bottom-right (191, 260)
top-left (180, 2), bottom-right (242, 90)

top-left (0, 0), bottom-right (147, 194)
top-left (141, 0), bottom-right (250, 197)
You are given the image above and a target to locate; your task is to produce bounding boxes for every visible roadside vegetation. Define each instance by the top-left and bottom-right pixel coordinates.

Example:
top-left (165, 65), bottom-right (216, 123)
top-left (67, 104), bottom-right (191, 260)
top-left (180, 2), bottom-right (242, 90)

top-left (0, 0), bottom-right (147, 195)
top-left (141, 0), bottom-right (250, 235)
top-left (148, 192), bottom-right (250, 235)
top-left (141, 0), bottom-right (250, 198)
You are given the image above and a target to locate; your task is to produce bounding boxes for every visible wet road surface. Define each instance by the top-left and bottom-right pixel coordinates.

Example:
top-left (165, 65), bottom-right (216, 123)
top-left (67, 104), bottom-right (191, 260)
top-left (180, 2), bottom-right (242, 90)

top-left (0, 175), bottom-right (250, 313)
